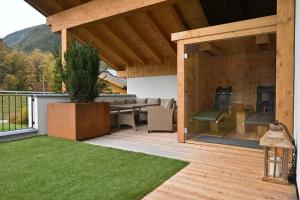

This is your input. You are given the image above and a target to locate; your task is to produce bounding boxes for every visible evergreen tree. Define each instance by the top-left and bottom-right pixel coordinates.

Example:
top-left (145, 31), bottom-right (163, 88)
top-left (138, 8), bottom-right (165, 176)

top-left (51, 49), bottom-right (63, 93)
top-left (63, 41), bottom-right (100, 103)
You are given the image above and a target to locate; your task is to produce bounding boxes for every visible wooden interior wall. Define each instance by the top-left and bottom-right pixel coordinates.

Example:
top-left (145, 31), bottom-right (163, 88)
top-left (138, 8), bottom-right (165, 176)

top-left (126, 59), bottom-right (176, 78)
top-left (185, 47), bottom-right (210, 132)
top-left (206, 52), bottom-right (276, 110)
top-left (184, 46), bottom-right (276, 132)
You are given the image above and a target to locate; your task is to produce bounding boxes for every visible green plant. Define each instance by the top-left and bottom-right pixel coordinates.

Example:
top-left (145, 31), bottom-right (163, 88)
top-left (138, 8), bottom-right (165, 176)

top-left (51, 49), bottom-right (63, 93)
top-left (63, 41), bottom-right (100, 103)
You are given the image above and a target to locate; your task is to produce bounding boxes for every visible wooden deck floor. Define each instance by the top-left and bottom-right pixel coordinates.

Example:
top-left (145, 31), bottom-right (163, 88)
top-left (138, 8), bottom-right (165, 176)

top-left (85, 126), bottom-right (296, 200)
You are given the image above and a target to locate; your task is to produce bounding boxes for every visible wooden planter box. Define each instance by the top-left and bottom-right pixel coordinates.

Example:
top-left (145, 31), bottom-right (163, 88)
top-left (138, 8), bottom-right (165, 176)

top-left (48, 102), bottom-right (110, 140)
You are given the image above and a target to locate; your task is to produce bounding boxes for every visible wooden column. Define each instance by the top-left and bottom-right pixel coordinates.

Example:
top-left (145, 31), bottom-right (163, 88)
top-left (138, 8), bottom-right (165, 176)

top-left (276, 0), bottom-right (295, 133)
top-left (61, 29), bottom-right (71, 92)
top-left (61, 29), bottom-right (71, 64)
top-left (177, 41), bottom-right (185, 143)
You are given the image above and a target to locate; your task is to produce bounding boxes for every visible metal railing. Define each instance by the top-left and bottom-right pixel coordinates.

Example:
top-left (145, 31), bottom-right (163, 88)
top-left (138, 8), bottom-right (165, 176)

top-left (0, 91), bottom-right (52, 132)
top-left (0, 94), bottom-right (32, 132)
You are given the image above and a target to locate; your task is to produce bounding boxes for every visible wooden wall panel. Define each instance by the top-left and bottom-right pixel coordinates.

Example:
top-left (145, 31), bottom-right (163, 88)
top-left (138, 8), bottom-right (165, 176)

top-left (126, 59), bottom-right (176, 78)
top-left (184, 49), bottom-right (276, 134)
top-left (207, 53), bottom-right (276, 110)
top-left (185, 49), bottom-right (210, 133)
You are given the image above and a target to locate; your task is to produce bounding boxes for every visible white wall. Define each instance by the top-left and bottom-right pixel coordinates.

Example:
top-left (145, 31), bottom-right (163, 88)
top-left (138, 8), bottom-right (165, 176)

top-left (127, 75), bottom-right (177, 100)
top-left (295, 0), bottom-right (300, 195)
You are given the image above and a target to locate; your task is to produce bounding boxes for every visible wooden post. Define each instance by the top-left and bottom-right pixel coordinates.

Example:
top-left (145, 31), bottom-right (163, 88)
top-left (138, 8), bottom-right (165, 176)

top-left (276, 0), bottom-right (295, 133)
top-left (61, 29), bottom-right (71, 92)
top-left (177, 41), bottom-right (185, 143)
top-left (61, 29), bottom-right (71, 64)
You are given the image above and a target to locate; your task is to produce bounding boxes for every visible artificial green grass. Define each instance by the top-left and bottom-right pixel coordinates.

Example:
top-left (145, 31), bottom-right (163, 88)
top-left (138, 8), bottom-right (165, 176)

top-left (0, 136), bottom-right (188, 200)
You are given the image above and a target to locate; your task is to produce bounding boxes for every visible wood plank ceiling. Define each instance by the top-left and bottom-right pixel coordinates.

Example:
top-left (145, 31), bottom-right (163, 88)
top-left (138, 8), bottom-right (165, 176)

top-left (24, 0), bottom-right (276, 71)
top-left (25, 0), bottom-right (208, 70)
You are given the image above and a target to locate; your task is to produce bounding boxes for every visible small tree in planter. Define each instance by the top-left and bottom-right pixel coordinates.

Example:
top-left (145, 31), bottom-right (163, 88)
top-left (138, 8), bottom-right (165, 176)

top-left (63, 42), bottom-right (100, 102)
top-left (48, 41), bottom-right (110, 140)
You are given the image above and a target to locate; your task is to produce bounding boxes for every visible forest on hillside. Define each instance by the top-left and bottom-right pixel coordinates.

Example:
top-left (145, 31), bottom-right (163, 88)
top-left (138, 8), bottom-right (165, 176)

top-left (0, 42), bottom-right (55, 91)
top-left (3, 24), bottom-right (60, 53)
top-left (0, 24), bottom-right (112, 92)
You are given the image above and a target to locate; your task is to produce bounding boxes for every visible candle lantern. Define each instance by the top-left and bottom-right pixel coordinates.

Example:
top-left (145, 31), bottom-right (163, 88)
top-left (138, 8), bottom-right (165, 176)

top-left (260, 124), bottom-right (294, 185)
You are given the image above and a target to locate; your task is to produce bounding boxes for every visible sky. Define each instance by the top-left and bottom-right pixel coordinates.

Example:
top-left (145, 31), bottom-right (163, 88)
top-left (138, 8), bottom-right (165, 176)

top-left (0, 0), bottom-right (45, 38)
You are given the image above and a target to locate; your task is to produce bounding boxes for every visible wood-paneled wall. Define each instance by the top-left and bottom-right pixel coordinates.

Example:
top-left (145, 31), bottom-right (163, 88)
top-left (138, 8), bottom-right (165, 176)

top-left (185, 49), bottom-right (276, 132)
top-left (126, 59), bottom-right (176, 78)
top-left (185, 51), bottom-right (210, 133)
top-left (207, 52), bottom-right (276, 110)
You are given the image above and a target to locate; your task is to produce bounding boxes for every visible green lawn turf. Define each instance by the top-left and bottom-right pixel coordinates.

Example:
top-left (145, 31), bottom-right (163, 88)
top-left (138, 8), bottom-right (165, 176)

top-left (0, 136), bottom-right (188, 200)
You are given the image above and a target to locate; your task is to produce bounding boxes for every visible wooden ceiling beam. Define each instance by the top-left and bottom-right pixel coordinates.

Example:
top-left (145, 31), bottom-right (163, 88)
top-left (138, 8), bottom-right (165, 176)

top-left (172, 15), bottom-right (277, 42)
top-left (47, 0), bottom-right (171, 32)
top-left (103, 23), bottom-right (147, 64)
top-left (123, 18), bottom-right (163, 63)
top-left (169, 4), bottom-right (190, 30)
top-left (145, 11), bottom-right (176, 56)
top-left (198, 42), bottom-right (221, 56)
top-left (255, 34), bottom-right (271, 51)
top-left (86, 27), bottom-right (132, 66)
top-left (72, 29), bottom-right (124, 70)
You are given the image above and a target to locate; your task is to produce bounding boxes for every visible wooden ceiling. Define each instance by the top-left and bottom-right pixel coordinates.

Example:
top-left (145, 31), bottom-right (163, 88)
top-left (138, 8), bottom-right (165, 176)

top-left (25, 0), bottom-right (208, 70)
top-left (24, 0), bottom-right (276, 71)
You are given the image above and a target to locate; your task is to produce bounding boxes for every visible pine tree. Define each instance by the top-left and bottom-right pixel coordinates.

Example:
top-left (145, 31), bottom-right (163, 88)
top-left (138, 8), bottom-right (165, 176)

top-left (63, 41), bottom-right (100, 103)
top-left (51, 49), bottom-right (63, 93)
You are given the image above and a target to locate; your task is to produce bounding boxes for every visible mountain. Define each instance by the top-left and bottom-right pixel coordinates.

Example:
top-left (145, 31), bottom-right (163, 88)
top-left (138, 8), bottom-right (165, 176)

top-left (3, 24), bottom-right (60, 52)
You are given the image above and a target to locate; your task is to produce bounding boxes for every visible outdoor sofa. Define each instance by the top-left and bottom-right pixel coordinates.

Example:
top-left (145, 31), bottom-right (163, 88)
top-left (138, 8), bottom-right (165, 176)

top-left (109, 97), bottom-right (176, 132)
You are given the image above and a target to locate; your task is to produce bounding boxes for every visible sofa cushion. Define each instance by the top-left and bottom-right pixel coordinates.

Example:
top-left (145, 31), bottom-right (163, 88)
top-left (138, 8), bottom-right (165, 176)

top-left (135, 97), bottom-right (147, 104)
top-left (147, 98), bottom-right (160, 104)
top-left (126, 99), bottom-right (136, 104)
top-left (161, 98), bottom-right (174, 109)
top-left (114, 99), bottom-right (126, 105)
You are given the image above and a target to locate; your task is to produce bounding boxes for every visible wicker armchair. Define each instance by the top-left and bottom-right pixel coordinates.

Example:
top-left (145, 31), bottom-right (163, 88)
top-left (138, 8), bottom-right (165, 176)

top-left (147, 106), bottom-right (174, 133)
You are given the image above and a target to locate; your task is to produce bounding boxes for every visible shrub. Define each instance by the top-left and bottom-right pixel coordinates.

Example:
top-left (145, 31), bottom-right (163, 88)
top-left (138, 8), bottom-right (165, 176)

top-left (51, 49), bottom-right (63, 93)
top-left (63, 42), bottom-right (100, 103)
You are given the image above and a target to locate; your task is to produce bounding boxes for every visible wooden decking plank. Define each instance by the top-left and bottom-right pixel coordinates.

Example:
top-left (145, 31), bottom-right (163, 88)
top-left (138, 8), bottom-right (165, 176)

top-left (85, 127), bottom-right (297, 200)
top-left (89, 137), bottom-right (264, 170)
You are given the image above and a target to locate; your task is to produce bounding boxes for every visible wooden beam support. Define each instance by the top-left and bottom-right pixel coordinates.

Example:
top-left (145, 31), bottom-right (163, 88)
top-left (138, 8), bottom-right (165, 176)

top-left (61, 29), bottom-right (72, 92)
top-left (72, 29), bottom-right (123, 70)
top-left (255, 34), bottom-right (271, 51)
top-left (276, 0), bottom-right (295, 133)
top-left (47, 0), bottom-right (171, 32)
top-left (169, 4), bottom-right (190, 30)
top-left (103, 23), bottom-right (147, 64)
top-left (123, 17), bottom-right (164, 63)
top-left (145, 11), bottom-right (176, 56)
top-left (177, 40), bottom-right (185, 143)
top-left (87, 27), bottom-right (132, 66)
top-left (198, 42), bottom-right (221, 56)
top-left (61, 29), bottom-right (72, 65)
top-left (171, 15), bottom-right (277, 42)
